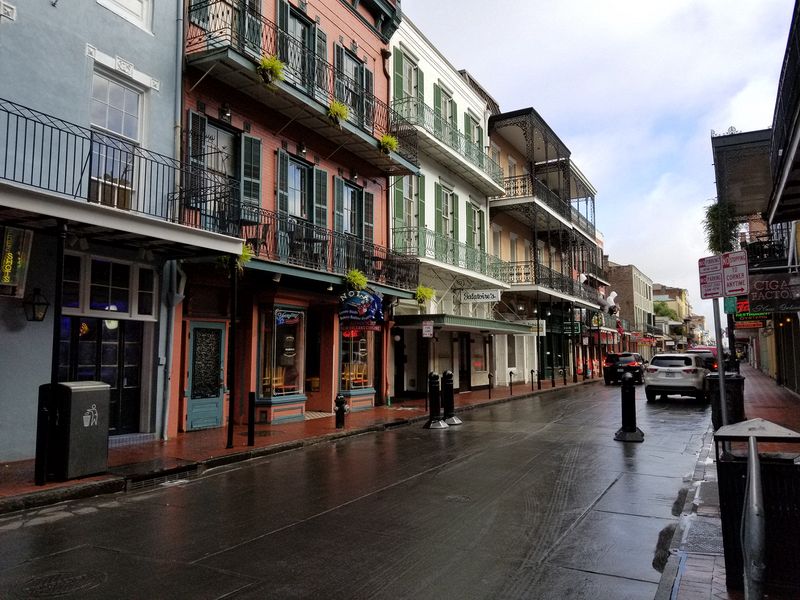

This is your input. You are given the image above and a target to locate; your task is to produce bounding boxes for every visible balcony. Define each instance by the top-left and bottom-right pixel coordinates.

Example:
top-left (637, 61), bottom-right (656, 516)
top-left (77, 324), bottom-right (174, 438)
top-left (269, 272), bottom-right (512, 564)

top-left (742, 236), bottom-right (789, 270)
top-left (0, 98), bottom-right (242, 255)
top-left (244, 209), bottom-right (419, 290)
top-left (571, 205), bottom-right (595, 238)
top-left (392, 97), bottom-right (504, 196)
top-left (392, 226), bottom-right (506, 282)
top-left (492, 174), bottom-right (571, 221)
top-left (497, 260), bottom-right (601, 306)
top-left (186, 0), bottom-right (417, 175)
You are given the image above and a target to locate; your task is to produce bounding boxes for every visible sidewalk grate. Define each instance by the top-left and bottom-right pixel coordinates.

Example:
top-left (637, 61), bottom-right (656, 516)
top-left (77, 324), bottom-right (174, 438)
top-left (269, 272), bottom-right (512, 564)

top-left (683, 516), bottom-right (724, 554)
top-left (125, 465), bottom-right (200, 492)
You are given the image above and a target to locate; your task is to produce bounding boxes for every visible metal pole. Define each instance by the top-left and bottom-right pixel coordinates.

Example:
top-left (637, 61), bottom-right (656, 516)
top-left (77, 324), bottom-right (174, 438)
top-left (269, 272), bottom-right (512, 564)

top-left (247, 391), bottom-right (255, 446)
top-left (713, 298), bottom-right (729, 428)
top-left (225, 254), bottom-right (237, 449)
top-left (742, 435), bottom-right (765, 600)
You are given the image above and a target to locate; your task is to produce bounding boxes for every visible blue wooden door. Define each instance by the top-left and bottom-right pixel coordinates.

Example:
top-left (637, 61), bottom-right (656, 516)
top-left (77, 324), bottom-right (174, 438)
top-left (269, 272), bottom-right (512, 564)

top-left (187, 322), bottom-right (226, 430)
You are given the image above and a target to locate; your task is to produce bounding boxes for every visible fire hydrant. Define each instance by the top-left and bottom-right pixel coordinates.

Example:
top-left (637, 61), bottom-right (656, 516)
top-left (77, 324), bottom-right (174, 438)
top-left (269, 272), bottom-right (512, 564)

top-left (335, 393), bottom-right (347, 429)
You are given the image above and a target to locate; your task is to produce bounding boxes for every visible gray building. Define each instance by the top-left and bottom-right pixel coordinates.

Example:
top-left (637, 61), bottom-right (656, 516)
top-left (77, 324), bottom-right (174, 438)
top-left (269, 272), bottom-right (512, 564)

top-left (0, 2), bottom-right (240, 462)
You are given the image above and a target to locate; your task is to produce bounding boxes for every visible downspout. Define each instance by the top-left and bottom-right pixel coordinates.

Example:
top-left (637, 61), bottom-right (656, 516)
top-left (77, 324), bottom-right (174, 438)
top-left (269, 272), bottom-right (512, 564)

top-left (160, 0), bottom-right (187, 441)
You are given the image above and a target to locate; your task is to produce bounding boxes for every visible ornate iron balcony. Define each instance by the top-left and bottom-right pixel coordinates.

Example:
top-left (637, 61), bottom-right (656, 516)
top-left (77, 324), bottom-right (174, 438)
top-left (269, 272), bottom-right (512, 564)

top-left (496, 260), bottom-right (601, 304)
top-left (391, 226), bottom-right (506, 280)
top-left (0, 98), bottom-right (241, 237)
top-left (391, 96), bottom-right (502, 185)
top-left (243, 208), bottom-right (419, 290)
top-left (494, 174), bottom-right (571, 220)
top-left (186, 0), bottom-right (417, 166)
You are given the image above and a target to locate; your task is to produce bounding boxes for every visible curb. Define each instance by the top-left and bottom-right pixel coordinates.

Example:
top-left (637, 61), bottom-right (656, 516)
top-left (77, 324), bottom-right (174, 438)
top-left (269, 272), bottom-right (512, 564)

top-left (0, 378), bottom-right (602, 515)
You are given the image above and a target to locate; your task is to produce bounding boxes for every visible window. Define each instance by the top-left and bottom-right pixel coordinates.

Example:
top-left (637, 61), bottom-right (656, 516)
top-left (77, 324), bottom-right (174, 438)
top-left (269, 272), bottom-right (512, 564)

top-left (509, 234), bottom-right (518, 263)
top-left (393, 47), bottom-right (423, 121)
top-left (342, 183), bottom-right (358, 236)
top-left (334, 45), bottom-right (373, 127)
top-left (334, 177), bottom-right (371, 240)
top-left (507, 157), bottom-right (517, 178)
top-left (433, 83), bottom-right (456, 144)
top-left (90, 72), bottom-right (141, 210)
top-left (492, 226), bottom-right (502, 259)
top-left (287, 159), bottom-right (309, 219)
top-left (261, 308), bottom-right (305, 397)
top-left (98, 0), bottom-right (152, 29)
top-left (507, 335), bottom-right (517, 368)
top-left (277, 149), bottom-right (327, 226)
top-left (62, 253), bottom-right (156, 320)
top-left (402, 175), bottom-right (416, 228)
top-left (341, 328), bottom-right (373, 390)
top-left (441, 188), bottom-right (452, 237)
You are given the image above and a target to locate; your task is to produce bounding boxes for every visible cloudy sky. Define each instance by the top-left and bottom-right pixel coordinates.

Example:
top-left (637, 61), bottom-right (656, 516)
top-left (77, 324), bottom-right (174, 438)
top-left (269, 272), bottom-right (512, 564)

top-left (401, 0), bottom-right (792, 334)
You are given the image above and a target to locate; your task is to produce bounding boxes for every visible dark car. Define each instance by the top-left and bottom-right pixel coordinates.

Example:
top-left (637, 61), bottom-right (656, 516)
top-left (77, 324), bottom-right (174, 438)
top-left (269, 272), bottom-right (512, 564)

top-left (603, 352), bottom-right (646, 384)
top-left (685, 349), bottom-right (718, 371)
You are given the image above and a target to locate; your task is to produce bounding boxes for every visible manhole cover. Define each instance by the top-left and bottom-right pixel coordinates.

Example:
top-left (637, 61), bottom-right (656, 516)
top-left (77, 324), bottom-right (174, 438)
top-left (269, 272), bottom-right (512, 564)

top-left (21, 571), bottom-right (107, 597)
top-left (684, 517), bottom-right (724, 554)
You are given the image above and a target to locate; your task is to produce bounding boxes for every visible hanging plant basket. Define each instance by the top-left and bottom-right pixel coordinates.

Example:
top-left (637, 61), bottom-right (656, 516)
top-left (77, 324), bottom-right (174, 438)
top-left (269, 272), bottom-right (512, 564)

top-left (345, 268), bottom-right (368, 291)
top-left (218, 243), bottom-right (254, 278)
top-left (327, 100), bottom-right (349, 126)
top-left (378, 133), bottom-right (399, 154)
top-left (415, 285), bottom-right (435, 305)
top-left (256, 55), bottom-right (286, 87)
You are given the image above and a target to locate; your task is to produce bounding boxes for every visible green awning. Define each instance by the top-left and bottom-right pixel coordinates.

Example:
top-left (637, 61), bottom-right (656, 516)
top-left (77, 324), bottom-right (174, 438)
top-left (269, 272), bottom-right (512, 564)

top-left (393, 313), bottom-right (535, 335)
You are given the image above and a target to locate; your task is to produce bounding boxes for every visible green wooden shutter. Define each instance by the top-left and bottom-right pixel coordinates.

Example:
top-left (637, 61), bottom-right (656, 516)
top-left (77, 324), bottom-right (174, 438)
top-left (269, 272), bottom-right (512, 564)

top-left (241, 134), bottom-right (261, 222)
top-left (334, 45), bottom-right (345, 102)
top-left (334, 176), bottom-right (344, 232)
top-left (477, 125), bottom-right (484, 167)
top-left (417, 174), bottom-right (426, 256)
top-left (187, 110), bottom-right (207, 208)
top-left (364, 191), bottom-right (374, 242)
top-left (364, 67), bottom-right (374, 130)
top-left (465, 202), bottom-right (474, 248)
top-left (434, 182), bottom-right (443, 235)
top-left (452, 193), bottom-right (460, 241)
top-left (315, 27), bottom-right (327, 101)
top-left (416, 67), bottom-right (424, 105)
top-left (393, 176), bottom-right (404, 231)
top-left (449, 99), bottom-right (458, 147)
top-left (464, 114), bottom-right (473, 142)
top-left (313, 167), bottom-right (328, 227)
top-left (393, 48), bottom-right (404, 101)
top-left (478, 209), bottom-right (485, 252)
top-left (277, 0), bottom-right (289, 62)
top-left (433, 84), bottom-right (442, 137)
top-left (276, 149), bottom-right (288, 213)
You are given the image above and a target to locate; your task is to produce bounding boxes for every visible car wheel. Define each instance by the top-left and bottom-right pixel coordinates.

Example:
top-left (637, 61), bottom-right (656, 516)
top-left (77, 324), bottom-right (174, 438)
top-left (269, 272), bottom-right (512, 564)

top-left (604, 378), bottom-right (611, 385)
top-left (645, 389), bottom-right (656, 402)
top-left (694, 390), bottom-right (705, 402)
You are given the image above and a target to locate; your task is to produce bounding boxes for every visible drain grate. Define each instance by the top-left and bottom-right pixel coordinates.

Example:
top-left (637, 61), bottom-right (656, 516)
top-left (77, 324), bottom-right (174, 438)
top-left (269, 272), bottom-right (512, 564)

top-left (684, 516), bottom-right (725, 554)
top-left (126, 466), bottom-right (200, 491)
top-left (22, 571), bottom-right (107, 597)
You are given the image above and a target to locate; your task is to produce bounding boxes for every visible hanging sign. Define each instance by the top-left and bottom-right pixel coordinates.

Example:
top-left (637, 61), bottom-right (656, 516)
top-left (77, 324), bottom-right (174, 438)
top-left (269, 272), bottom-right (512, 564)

top-left (748, 273), bottom-right (800, 312)
top-left (422, 320), bottom-right (434, 338)
top-left (0, 226), bottom-right (33, 298)
top-left (339, 290), bottom-right (384, 323)
top-left (461, 289), bottom-right (501, 303)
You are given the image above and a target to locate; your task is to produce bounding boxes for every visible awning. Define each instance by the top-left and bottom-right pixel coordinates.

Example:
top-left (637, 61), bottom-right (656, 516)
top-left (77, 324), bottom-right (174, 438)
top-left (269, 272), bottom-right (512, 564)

top-left (393, 313), bottom-right (535, 335)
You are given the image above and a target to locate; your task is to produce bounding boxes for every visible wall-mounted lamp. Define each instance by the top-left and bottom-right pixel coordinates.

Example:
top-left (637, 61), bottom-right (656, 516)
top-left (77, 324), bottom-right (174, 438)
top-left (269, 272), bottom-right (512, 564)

top-left (221, 103), bottom-right (231, 120)
top-left (326, 283), bottom-right (333, 291)
top-left (23, 288), bottom-right (50, 322)
top-left (351, 170), bottom-right (358, 183)
top-left (272, 273), bottom-right (281, 282)
top-left (299, 142), bottom-right (307, 155)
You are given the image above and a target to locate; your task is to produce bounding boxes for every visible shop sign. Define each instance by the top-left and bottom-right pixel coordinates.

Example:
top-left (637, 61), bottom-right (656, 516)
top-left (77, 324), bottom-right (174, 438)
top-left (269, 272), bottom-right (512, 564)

top-left (734, 311), bottom-right (769, 322)
top-left (0, 226), bottom-right (33, 298)
top-left (275, 309), bottom-right (301, 325)
top-left (748, 273), bottom-right (800, 312)
top-left (422, 320), bottom-right (434, 338)
top-left (562, 321), bottom-right (581, 335)
top-left (460, 289), bottom-right (501, 303)
top-left (339, 289), bottom-right (384, 323)
top-left (735, 320), bottom-right (765, 329)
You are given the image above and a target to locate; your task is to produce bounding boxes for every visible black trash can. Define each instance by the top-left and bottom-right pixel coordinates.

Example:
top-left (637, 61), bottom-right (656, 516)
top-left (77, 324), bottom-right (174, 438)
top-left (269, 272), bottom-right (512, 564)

top-left (715, 421), bottom-right (800, 594)
top-left (40, 381), bottom-right (110, 480)
top-left (706, 372), bottom-right (745, 430)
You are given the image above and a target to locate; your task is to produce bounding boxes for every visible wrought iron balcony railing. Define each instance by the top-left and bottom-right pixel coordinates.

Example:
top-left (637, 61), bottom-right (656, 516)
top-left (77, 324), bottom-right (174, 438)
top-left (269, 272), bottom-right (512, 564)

top-left (571, 206), bottom-right (595, 237)
top-left (243, 208), bottom-right (419, 289)
top-left (771, 5), bottom-right (800, 184)
top-left (391, 226), bottom-right (506, 280)
top-left (496, 260), bottom-right (601, 304)
top-left (391, 96), bottom-right (502, 185)
top-left (186, 0), bottom-right (417, 166)
top-left (494, 174), bottom-right (571, 220)
top-left (0, 98), bottom-right (241, 237)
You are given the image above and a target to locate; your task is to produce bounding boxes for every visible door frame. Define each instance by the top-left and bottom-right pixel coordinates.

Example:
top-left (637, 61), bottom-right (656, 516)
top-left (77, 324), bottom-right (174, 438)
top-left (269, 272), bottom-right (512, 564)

top-left (186, 321), bottom-right (226, 431)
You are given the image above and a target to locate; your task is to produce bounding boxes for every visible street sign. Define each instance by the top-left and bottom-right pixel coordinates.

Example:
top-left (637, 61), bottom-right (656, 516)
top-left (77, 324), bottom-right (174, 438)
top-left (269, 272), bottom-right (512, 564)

top-left (698, 251), bottom-right (749, 299)
top-left (422, 320), bottom-right (434, 338)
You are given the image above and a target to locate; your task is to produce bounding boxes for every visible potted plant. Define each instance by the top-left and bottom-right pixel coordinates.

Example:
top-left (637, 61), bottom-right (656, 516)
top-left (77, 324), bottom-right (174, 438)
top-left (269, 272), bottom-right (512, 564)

top-left (218, 243), bottom-right (254, 277)
top-left (378, 133), bottom-right (399, 154)
top-left (256, 55), bottom-right (285, 86)
top-left (345, 268), bottom-right (368, 290)
top-left (327, 100), bottom-right (349, 126)
top-left (415, 285), bottom-right (435, 305)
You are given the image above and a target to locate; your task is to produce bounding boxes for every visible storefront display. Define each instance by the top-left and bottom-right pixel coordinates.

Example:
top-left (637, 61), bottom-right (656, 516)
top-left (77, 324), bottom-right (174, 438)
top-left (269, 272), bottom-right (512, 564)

top-left (261, 308), bottom-right (305, 397)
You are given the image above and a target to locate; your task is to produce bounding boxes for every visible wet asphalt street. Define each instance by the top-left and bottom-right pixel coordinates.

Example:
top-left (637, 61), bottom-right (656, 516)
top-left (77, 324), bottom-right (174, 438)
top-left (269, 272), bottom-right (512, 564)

top-left (0, 382), bottom-right (710, 600)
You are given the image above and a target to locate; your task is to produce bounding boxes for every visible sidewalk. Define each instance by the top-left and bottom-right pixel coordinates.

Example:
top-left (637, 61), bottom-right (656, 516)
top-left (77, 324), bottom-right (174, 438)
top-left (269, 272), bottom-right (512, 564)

top-left (0, 376), bottom-right (590, 515)
top-left (660, 362), bottom-right (800, 600)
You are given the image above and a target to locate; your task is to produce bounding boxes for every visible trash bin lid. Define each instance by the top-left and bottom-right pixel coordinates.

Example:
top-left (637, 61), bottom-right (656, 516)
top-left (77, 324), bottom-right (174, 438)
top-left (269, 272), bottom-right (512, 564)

top-left (714, 418), bottom-right (800, 443)
top-left (58, 381), bottom-right (112, 391)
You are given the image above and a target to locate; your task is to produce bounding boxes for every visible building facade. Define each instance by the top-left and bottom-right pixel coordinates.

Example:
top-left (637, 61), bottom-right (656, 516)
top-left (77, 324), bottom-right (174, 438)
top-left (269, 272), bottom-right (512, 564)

top-left (607, 262), bottom-right (656, 359)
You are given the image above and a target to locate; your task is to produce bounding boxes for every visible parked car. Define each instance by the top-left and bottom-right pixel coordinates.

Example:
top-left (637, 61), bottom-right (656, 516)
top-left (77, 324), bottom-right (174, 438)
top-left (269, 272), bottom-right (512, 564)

top-left (685, 348), bottom-right (718, 371)
top-left (644, 353), bottom-right (710, 402)
top-left (603, 352), bottom-right (646, 384)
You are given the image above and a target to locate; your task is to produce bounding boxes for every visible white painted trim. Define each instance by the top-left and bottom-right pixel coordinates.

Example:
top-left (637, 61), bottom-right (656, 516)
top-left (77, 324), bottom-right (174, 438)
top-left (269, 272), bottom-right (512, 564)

top-left (86, 43), bottom-right (160, 91)
top-left (96, 0), bottom-right (153, 34)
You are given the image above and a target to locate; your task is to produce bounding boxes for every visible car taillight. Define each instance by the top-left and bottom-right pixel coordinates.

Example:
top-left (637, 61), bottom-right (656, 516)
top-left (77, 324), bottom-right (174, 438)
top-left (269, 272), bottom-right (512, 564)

top-left (604, 361), bottom-right (613, 367)
top-left (646, 367), bottom-right (657, 373)
top-left (682, 368), bottom-right (698, 374)
top-left (628, 361), bottom-right (639, 367)
top-left (713, 362), bottom-right (718, 370)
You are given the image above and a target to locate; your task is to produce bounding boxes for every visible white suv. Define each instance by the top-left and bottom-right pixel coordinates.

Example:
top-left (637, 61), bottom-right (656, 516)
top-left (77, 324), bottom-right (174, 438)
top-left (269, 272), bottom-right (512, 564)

top-left (644, 353), bottom-right (709, 402)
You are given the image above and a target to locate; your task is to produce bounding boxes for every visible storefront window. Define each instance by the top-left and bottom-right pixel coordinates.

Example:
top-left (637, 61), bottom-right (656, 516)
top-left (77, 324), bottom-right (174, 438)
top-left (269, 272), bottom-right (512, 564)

top-left (261, 308), bottom-right (305, 397)
top-left (471, 336), bottom-right (487, 371)
top-left (341, 328), bottom-right (372, 390)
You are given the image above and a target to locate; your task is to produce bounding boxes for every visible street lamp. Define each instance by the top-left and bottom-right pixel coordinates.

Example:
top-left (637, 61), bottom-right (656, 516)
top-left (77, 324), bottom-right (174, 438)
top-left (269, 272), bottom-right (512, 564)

top-left (23, 288), bottom-right (50, 322)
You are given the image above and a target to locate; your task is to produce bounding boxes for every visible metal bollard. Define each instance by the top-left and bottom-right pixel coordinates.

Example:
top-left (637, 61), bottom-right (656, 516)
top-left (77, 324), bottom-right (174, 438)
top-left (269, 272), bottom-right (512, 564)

top-left (530, 369), bottom-right (535, 391)
top-left (536, 369), bottom-right (542, 390)
top-left (509, 370), bottom-right (514, 395)
top-left (562, 367), bottom-right (567, 386)
top-left (442, 370), bottom-right (462, 425)
top-left (614, 373), bottom-right (644, 442)
top-left (335, 393), bottom-right (347, 429)
top-left (488, 372), bottom-right (494, 399)
top-left (423, 372), bottom-right (448, 429)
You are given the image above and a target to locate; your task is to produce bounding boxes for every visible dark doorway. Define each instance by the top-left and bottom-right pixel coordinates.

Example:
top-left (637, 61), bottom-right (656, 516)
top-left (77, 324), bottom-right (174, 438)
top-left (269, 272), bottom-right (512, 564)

top-left (393, 330), bottom-right (404, 398)
top-left (59, 316), bottom-right (143, 435)
top-left (458, 333), bottom-right (471, 392)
